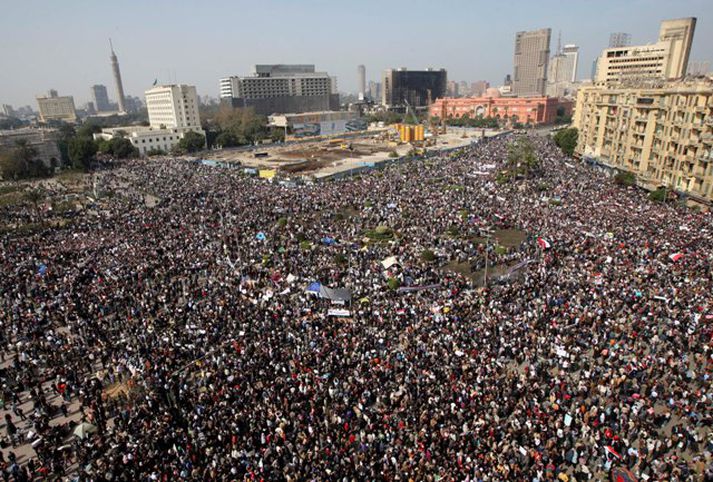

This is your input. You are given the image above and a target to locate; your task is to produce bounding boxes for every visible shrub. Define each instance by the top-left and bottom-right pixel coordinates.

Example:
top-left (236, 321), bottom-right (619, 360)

top-left (421, 249), bottom-right (436, 262)
top-left (386, 277), bottom-right (401, 290)
top-left (614, 171), bottom-right (636, 187)
top-left (366, 225), bottom-right (394, 240)
top-left (446, 225), bottom-right (460, 237)
top-left (388, 151), bottom-right (399, 158)
top-left (277, 217), bottom-right (288, 228)
top-left (299, 240), bottom-right (311, 250)
top-left (649, 187), bottom-right (667, 203)
top-left (334, 254), bottom-right (347, 266)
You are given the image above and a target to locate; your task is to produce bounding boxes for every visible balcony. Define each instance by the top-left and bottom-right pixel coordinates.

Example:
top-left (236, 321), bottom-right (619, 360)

top-left (703, 133), bottom-right (713, 145)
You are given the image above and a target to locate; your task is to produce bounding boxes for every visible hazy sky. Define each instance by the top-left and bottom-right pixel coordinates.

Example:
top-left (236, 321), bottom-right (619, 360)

top-left (1, 0), bottom-right (711, 107)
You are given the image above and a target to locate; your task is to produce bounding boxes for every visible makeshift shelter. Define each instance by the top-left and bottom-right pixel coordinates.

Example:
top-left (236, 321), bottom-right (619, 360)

top-left (304, 282), bottom-right (352, 303)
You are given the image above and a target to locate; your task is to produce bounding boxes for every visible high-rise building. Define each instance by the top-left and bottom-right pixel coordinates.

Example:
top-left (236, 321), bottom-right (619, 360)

top-left (368, 81), bottom-right (381, 102)
top-left (595, 18), bottom-right (696, 84)
top-left (357, 65), bottom-right (366, 100)
top-left (447, 80), bottom-right (459, 97)
top-left (1, 104), bottom-right (14, 117)
top-left (471, 81), bottom-right (490, 97)
top-left (91, 84), bottom-right (111, 112)
top-left (36, 90), bottom-right (77, 123)
top-left (512, 28), bottom-right (551, 96)
top-left (109, 39), bottom-right (127, 113)
top-left (573, 78), bottom-right (713, 203)
top-left (381, 68), bottom-right (447, 108)
top-left (609, 32), bottom-right (632, 48)
top-left (547, 44), bottom-right (579, 97)
top-left (94, 84), bottom-right (204, 156)
top-left (145, 84), bottom-right (201, 130)
top-left (219, 64), bottom-right (339, 114)
top-left (459, 81), bottom-right (470, 97)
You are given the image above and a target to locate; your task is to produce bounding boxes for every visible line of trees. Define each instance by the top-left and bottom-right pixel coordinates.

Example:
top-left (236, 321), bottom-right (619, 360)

top-left (201, 106), bottom-right (284, 148)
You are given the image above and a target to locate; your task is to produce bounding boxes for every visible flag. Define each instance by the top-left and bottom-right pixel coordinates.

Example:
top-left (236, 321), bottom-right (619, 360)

top-left (611, 466), bottom-right (638, 482)
top-left (668, 252), bottom-right (683, 262)
top-left (604, 446), bottom-right (622, 459)
top-left (537, 237), bottom-right (551, 249)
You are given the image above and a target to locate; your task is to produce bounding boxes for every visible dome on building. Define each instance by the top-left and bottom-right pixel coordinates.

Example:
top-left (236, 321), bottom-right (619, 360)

top-left (484, 88), bottom-right (501, 98)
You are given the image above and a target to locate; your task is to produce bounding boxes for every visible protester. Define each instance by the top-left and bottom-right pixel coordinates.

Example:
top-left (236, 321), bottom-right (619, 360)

top-left (0, 134), bottom-right (710, 481)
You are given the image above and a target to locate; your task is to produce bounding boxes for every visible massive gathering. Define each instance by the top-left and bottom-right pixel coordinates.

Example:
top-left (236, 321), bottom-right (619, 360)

top-left (0, 134), bottom-right (711, 481)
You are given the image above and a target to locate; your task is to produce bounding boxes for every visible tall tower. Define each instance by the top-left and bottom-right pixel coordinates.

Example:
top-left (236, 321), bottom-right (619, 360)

top-left (357, 65), bottom-right (366, 100)
top-left (512, 28), bottom-right (551, 96)
top-left (110, 39), bottom-right (127, 113)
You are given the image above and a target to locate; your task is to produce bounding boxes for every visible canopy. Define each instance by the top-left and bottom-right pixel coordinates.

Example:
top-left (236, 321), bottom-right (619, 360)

top-left (321, 237), bottom-right (336, 246)
top-left (305, 282), bottom-right (322, 294)
top-left (73, 422), bottom-right (97, 439)
top-left (319, 285), bottom-right (352, 302)
top-left (305, 282), bottom-right (351, 302)
top-left (381, 256), bottom-right (399, 269)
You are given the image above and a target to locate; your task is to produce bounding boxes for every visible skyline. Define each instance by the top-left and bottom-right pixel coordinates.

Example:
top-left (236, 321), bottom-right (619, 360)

top-left (1, 0), bottom-right (712, 107)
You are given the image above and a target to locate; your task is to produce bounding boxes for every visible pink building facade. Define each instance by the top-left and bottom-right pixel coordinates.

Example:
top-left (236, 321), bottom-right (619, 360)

top-left (430, 95), bottom-right (573, 126)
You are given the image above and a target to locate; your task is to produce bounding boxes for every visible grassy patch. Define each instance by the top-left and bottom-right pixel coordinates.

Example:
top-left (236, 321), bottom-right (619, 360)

top-left (0, 191), bottom-right (27, 207)
top-left (421, 249), bottom-right (436, 262)
top-left (0, 185), bottom-right (20, 196)
top-left (386, 277), bottom-right (401, 290)
top-left (365, 225), bottom-right (394, 241)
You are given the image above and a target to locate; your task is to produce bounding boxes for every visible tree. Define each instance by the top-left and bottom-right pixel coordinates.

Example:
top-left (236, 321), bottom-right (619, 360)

top-left (76, 122), bottom-right (102, 139)
top-left (107, 137), bottom-right (139, 159)
top-left (68, 137), bottom-right (97, 170)
top-left (614, 171), bottom-right (636, 187)
top-left (553, 128), bottom-right (578, 156)
top-left (178, 131), bottom-right (206, 153)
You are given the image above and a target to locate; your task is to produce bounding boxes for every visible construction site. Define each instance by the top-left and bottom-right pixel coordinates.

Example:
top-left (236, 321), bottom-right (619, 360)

top-left (206, 106), bottom-right (499, 180)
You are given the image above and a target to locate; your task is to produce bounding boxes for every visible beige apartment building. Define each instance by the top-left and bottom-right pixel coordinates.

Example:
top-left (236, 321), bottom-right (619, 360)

top-left (573, 78), bottom-right (713, 203)
top-left (595, 18), bottom-right (696, 84)
top-left (36, 90), bottom-right (77, 123)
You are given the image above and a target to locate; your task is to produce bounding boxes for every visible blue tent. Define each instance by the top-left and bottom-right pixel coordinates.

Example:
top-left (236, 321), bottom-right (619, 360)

top-left (306, 282), bottom-right (322, 294)
top-left (321, 237), bottom-right (336, 246)
top-left (38, 264), bottom-right (48, 276)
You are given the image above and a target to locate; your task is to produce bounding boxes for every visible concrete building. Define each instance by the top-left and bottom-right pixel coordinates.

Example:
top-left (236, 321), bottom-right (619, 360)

top-left (94, 84), bottom-right (204, 156)
top-left (430, 92), bottom-right (572, 126)
top-left (609, 32), bottom-right (632, 48)
top-left (547, 44), bottom-right (579, 97)
top-left (91, 84), bottom-right (112, 112)
top-left (268, 111), bottom-right (365, 138)
top-left (109, 40), bottom-right (127, 113)
top-left (459, 81), bottom-right (470, 97)
top-left (381, 68), bottom-right (447, 109)
top-left (368, 81), bottom-right (381, 103)
top-left (0, 127), bottom-right (61, 167)
top-left (36, 90), bottom-right (77, 123)
top-left (357, 65), bottom-right (366, 101)
top-left (219, 64), bottom-right (339, 115)
top-left (471, 81), bottom-right (490, 97)
top-left (447, 81), bottom-right (459, 97)
top-left (573, 78), bottom-right (713, 203)
top-left (513, 28), bottom-right (551, 96)
top-left (595, 18), bottom-right (696, 84)
top-left (1, 105), bottom-right (14, 117)
top-left (145, 84), bottom-right (201, 130)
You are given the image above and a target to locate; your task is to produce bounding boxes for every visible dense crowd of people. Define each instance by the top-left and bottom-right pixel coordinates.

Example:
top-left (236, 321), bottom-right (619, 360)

top-left (0, 134), bottom-right (711, 481)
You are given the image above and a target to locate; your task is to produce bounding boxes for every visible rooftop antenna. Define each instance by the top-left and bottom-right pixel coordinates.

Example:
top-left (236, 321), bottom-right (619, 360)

top-left (109, 38), bottom-right (114, 54)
